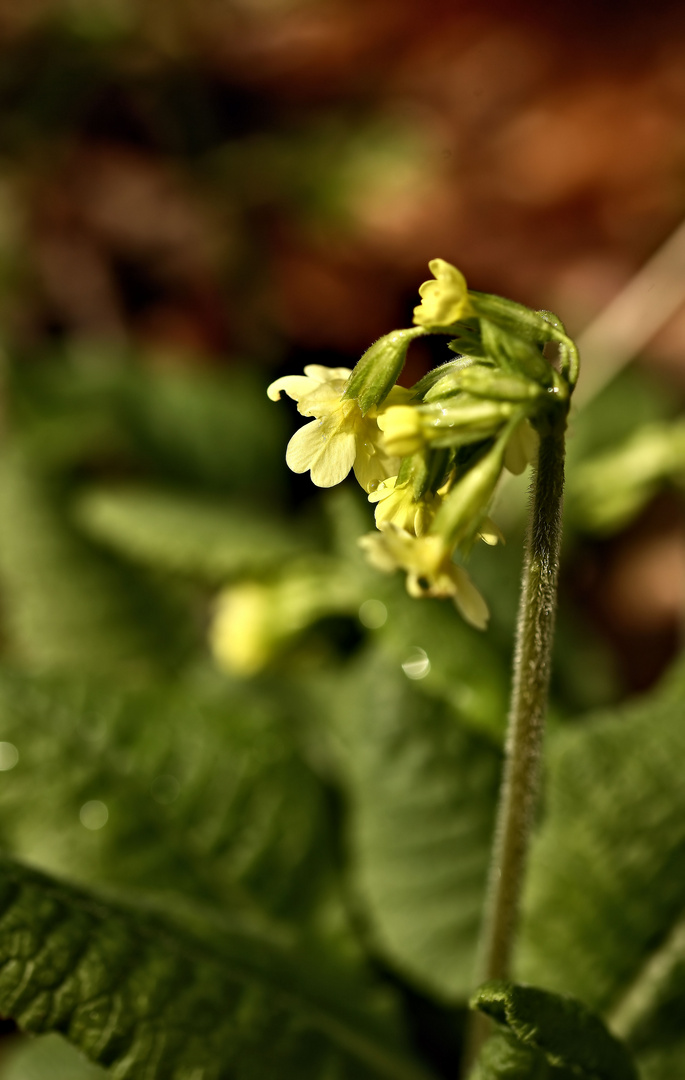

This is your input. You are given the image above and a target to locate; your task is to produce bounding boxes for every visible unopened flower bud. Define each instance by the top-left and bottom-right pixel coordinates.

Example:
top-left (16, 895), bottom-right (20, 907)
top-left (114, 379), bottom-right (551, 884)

top-left (377, 405), bottom-right (423, 457)
top-left (432, 437), bottom-right (507, 549)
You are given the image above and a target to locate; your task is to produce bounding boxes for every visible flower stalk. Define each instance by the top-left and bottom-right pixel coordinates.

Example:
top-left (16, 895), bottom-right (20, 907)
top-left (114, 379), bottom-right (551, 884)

top-left (465, 414), bottom-right (568, 1069)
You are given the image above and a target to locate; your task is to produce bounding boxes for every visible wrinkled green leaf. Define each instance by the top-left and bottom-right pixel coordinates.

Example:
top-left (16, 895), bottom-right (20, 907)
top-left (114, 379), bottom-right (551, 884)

top-left (470, 1030), bottom-right (575, 1079)
top-left (471, 981), bottom-right (638, 1080)
top-left (517, 660), bottom-right (685, 1077)
top-left (0, 668), bottom-right (337, 933)
top-left (0, 859), bottom-right (433, 1080)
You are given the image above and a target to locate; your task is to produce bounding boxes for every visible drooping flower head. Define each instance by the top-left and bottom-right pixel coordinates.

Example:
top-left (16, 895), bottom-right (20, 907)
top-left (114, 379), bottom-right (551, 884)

top-left (264, 257), bottom-right (576, 635)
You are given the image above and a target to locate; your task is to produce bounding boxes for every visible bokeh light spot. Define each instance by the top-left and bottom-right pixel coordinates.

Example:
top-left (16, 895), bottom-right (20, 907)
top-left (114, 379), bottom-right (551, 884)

top-left (359, 599), bottom-right (388, 629)
top-left (80, 800), bottom-right (109, 830)
top-left (0, 742), bottom-right (19, 771)
top-left (402, 647), bottom-right (431, 680)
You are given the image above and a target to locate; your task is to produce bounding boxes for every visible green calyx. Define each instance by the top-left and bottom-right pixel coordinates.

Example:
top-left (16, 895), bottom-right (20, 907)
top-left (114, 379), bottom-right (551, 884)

top-left (344, 326), bottom-right (425, 415)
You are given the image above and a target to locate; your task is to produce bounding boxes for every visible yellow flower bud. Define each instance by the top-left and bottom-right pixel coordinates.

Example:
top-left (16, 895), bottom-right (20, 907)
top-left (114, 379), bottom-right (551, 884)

top-left (377, 405), bottom-right (423, 457)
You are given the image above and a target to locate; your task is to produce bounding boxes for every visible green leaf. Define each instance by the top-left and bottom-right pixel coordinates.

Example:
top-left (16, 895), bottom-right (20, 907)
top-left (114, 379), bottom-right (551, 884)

top-left (115, 365), bottom-right (288, 495)
top-left (74, 485), bottom-right (307, 581)
top-left (0, 668), bottom-right (338, 931)
top-left (330, 647), bottom-right (502, 1000)
top-left (8, 352), bottom-right (288, 497)
top-left (0, 448), bottom-right (188, 675)
top-left (471, 981), bottom-right (638, 1080)
top-left (375, 581), bottom-right (509, 740)
top-left (470, 1030), bottom-right (575, 1079)
top-left (517, 660), bottom-right (685, 1076)
top-left (0, 858), bottom-right (433, 1080)
top-left (565, 419), bottom-right (685, 535)
top-left (2, 1033), bottom-right (108, 1080)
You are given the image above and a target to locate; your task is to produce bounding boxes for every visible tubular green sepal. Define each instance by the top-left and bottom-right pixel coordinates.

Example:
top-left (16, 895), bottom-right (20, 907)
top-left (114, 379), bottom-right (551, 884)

top-left (344, 327), bottom-right (425, 415)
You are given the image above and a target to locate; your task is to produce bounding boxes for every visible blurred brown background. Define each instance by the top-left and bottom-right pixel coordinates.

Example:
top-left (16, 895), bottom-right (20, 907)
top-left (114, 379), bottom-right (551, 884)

top-left (0, 0), bottom-right (684, 687)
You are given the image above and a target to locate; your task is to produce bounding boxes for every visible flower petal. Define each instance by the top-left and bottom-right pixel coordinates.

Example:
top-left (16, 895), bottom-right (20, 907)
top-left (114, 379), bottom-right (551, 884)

top-left (297, 380), bottom-right (347, 417)
top-left (479, 516), bottom-right (505, 546)
top-left (452, 566), bottom-right (489, 630)
top-left (358, 532), bottom-right (399, 573)
top-left (303, 364), bottom-right (352, 383)
top-left (504, 418), bottom-right (539, 474)
top-left (310, 431), bottom-right (356, 487)
top-left (286, 420), bottom-right (356, 486)
top-left (267, 375), bottom-right (314, 402)
top-left (285, 420), bottom-right (325, 473)
top-left (354, 445), bottom-right (398, 493)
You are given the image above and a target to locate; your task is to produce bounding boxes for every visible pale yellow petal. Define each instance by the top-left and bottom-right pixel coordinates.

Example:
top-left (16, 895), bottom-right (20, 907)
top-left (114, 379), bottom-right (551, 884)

top-left (297, 381), bottom-right (347, 417)
top-left (367, 476), bottom-right (398, 505)
top-left (310, 431), bottom-right (357, 487)
top-left (285, 420), bottom-right (324, 473)
top-left (358, 531), bottom-right (399, 573)
top-left (377, 405), bottom-right (422, 457)
top-left (267, 375), bottom-right (315, 402)
top-left (354, 446), bottom-right (398, 493)
top-left (479, 516), bottom-right (505, 546)
top-left (504, 418), bottom-right (539, 474)
top-left (286, 419), bottom-right (356, 486)
top-left (303, 364), bottom-right (352, 383)
top-left (452, 566), bottom-right (489, 630)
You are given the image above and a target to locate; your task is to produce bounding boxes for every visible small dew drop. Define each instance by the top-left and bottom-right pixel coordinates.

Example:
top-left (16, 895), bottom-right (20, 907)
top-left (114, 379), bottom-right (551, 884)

top-left (0, 742), bottom-right (19, 771)
top-left (359, 599), bottom-right (388, 630)
top-left (80, 800), bottom-right (109, 831)
top-left (150, 774), bottom-right (181, 806)
top-left (402, 647), bottom-right (431, 681)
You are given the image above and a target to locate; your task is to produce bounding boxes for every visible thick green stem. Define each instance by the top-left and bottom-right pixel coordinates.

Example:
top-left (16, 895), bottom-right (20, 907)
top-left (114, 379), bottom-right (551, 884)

top-left (464, 419), bottom-right (567, 1070)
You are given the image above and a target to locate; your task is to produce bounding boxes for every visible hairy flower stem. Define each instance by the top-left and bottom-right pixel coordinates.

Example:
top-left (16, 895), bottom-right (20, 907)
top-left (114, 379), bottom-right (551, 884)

top-left (464, 418), bottom-right (567, 1071)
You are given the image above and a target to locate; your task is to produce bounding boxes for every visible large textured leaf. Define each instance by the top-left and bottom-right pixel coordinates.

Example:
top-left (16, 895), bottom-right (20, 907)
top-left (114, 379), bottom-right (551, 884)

top-left (74, 485), bottom-right (306, 581)
top-left (331, 648), bottom-right (502, 1000)
top-left (470, 1030), bottom-right (574, 1079)
top-left (0, 859), bottom-right (433, 1080)
top-left (0, 448), bottom-right (188, 675)
top-left (471, 981), bottom-right (638, 1080)
top-left (517, 659), bottom-right (685, 1077)
top-left (0, 668), bottom-right (337, 933)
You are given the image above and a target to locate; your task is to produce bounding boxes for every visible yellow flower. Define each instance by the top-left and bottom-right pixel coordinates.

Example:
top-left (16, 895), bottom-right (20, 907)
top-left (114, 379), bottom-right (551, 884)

top-left (369, 476), bottom-right (439, 536)
top-left (268, 364), bottom-right (402, 490)
top-left (359, 523), bottom-right (489, 629)
top-left (413, 258), bottom-right (474, 328)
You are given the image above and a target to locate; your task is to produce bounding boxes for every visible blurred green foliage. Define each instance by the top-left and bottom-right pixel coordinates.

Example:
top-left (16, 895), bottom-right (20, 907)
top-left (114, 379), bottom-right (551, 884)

top-left (0, 340), bottom-right (681, 1079)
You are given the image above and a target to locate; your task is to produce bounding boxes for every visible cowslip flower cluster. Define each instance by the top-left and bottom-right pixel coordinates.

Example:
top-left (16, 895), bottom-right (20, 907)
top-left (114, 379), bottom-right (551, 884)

top-left (268, 259), bottom-right (577, 630)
